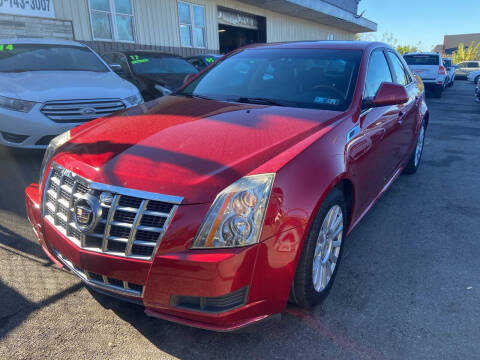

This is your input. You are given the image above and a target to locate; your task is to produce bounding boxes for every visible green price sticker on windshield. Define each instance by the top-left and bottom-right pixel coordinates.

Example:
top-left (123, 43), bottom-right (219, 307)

top-left (205, 57), bottom-right (214, 63)
top-left (129, 54), bottom-right (149, 65)
top-left (0, 44), bottom-right (14, 52)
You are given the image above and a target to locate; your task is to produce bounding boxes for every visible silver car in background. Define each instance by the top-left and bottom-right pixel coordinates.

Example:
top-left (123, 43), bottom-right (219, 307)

top-left (0, 38), bottom-right (143, 149)
top-left (442, 58), bottom-right (455, 87)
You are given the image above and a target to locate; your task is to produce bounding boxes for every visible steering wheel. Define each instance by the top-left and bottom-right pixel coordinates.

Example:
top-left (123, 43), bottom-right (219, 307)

top-left (311, 85), bottom-right (345, 98)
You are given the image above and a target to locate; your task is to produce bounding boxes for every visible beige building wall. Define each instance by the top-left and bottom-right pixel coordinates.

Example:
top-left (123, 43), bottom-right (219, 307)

top-left (52, 0), bottom-right (355, 52)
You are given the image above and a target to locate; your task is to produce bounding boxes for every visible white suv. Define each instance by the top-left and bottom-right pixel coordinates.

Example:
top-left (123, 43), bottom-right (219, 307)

top-left (404, 52), bottom-right (447, 98)
top-left (0, 38), bottom-right (143, 149)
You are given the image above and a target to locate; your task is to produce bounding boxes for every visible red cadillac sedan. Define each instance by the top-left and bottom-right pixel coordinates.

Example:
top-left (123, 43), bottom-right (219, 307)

top-left (25, 41), bottom-right (428, 331)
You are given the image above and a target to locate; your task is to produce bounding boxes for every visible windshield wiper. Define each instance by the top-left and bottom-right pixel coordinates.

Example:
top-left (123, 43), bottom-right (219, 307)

top-left (173, 93), bottom-right (213, 100)
top-left (228, 97), bottom-right (287, 106)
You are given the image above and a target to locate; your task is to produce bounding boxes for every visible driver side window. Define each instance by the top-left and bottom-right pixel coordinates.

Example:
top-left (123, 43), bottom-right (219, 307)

top-left (364, 50), bottom-right (393, 99)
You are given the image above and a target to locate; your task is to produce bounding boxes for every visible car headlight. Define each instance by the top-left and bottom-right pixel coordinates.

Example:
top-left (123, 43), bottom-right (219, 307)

top-left (154, 84), bottom-right (173, 96)
top-left (191, 174), bottom-right (275, 249)
top-left (39, 130), bottom-right (71, 189)
top-left (0, 95), bottom-right (35, 112)
top-left (125, 92), bottom-right (144, 107)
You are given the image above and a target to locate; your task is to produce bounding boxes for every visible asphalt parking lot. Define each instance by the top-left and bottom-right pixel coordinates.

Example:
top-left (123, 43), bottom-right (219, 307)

top-left (0, 81), bottom-right (479, 360)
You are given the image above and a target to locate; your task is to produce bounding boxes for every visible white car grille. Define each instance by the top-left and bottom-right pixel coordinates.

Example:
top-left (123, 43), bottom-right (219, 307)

top-left (42, 163), bottom-right (182, 260)
top-left (41, 99), bottom-right (126, 123)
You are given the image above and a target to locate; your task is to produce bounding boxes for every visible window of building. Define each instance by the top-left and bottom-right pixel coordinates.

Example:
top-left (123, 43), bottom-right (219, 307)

top-left (364, 50), bottom-right (393, 99)
top-left (327, 33), bottom-right (334, 41)
top-left (178, 1), bottom-right (205, 48)
top-left (89, 0), bottom-right (135, 42)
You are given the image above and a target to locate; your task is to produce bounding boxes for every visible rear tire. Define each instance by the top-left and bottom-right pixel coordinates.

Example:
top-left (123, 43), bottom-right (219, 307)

top-left (435, 85), bottom-right (443, 98)
top-left (290, 188), bottom-right (346, 308)
top-left (404, 120), bottom-right (426, 175)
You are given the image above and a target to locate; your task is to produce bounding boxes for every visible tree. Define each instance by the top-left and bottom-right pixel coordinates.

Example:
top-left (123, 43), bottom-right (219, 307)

top-left (358, 32), bottom-right (422, 54)
top-left (452, 41), bottom-right (480, 63)
top-left (396, 45), bottom-right (421, 55)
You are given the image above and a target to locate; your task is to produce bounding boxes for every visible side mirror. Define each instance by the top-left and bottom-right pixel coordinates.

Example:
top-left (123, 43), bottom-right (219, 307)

top-left (364, 82), bottom-right (408, 108)
top-left (183, 73), bottom-right (197, 84)
top-left (109, 63), bottom-right (123, 74)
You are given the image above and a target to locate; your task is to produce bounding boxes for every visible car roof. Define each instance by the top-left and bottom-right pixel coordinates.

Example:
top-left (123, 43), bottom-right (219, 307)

top-left (404, 52), bottom-right (440, 56)
top-left (188, 54), bottom-right (221, 58)
top-left (0, 37), bottom-right (86, 47)
top-left (238, 40), bottom-right (390, 51)
top-left (111, 50), bottom-right (181, 58)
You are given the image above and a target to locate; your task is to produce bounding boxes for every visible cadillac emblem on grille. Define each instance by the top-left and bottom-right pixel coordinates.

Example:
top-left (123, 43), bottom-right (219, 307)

top-left (74, 194), bottom-right (102, 233)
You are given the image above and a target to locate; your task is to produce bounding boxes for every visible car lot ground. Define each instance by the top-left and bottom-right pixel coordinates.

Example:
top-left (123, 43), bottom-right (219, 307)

top-left (0, 81), bottom-right (479, 360)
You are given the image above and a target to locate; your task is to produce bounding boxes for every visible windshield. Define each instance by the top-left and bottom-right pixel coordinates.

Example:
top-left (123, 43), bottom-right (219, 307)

top-left (443, 59), bottom-right (452, 67)
top-left (403, 55), bottom-right (440, 66)
top-left (178, 49), bottom-right (362, 111)
top-left (128, 54), bottom-right (198, 75)
top-left (0, 44), bottom-right (108, 72)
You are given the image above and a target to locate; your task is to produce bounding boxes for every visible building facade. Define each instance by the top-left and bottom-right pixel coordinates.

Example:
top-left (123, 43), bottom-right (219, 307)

top-left (432, 33), bottom-right (480, 56)
top-left (0, 0), bottom-right (376, 56)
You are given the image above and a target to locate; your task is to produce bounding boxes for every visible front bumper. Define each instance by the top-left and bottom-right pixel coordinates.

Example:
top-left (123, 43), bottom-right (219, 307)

top-left (0, 105), bottom-right (75, 149)
top-left (26, 183), bottom-right (297, 331)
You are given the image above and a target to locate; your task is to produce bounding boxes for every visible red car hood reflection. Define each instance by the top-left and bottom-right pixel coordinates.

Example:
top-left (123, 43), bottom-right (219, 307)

top-left (59, 96), bottom-right (339, 204)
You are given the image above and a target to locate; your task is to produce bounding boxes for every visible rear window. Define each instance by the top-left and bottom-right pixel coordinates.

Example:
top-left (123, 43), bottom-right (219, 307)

top-left (404, 55), bottom-right (440, 66)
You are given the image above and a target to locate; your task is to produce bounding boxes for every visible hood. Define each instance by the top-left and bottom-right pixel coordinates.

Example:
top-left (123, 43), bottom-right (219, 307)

top-left (57, 96), bottom-right (341, 204)
top-left (136, 73), bottom-right (193, 91)
top-left (0, 71), bottom-right (138, 102)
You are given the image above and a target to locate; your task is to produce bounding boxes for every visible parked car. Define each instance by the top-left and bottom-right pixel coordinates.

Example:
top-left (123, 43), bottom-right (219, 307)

top-left (467, 69), bottom-right (480, 84)
top-left (102, 51), bottom-right (198, 101)
top-left (186, 54), bottom-right (222, 70)
top-left (403, 52), bottom-right (446, 97)
top-left (0, 38), bottom-right (143, 149)
top-left (26, 41), bottom-right (428, 331)
top-left (454, 61), bottom-right (480, 79)
top-left (442, 58), bottom-right (455, 87)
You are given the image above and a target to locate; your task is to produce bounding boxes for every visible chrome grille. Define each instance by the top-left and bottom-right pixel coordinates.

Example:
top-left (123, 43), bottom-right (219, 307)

top-left (41, 99), bottom-right (126, 123)
top-left (53, 249), bottom-right (144, 298)
top-left (43, 163), bottom-right (182, 260)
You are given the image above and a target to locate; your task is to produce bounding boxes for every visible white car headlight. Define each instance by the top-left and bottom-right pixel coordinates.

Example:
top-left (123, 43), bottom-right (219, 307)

top-left (39, 130), bottom-right (71, 189)
top-left (154, 84), bottom-right (173, 96)
top-left (191, 174), bottom-right (275, 249)
top-left (125, 92), bottom-right (144, 107)
top-left (0, 95), bottom-right (35, 112)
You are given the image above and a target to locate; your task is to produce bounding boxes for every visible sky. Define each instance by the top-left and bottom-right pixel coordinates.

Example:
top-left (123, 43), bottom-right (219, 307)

top-left (358, 0), bottom-right (480, 51)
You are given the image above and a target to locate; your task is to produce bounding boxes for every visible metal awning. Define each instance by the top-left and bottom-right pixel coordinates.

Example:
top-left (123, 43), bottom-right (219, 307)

top-left (236, 0), bottom-right (377, 33)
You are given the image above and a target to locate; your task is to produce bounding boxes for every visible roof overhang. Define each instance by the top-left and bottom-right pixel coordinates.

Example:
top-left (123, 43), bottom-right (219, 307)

top-left (237, 0), bottom-right (377, 33)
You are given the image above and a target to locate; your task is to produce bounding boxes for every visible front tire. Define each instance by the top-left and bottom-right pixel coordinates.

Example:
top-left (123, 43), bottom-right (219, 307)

top-left (404, 120), bottom-right (426, 175)
top-left (290, 188), bottom-right (346, 308)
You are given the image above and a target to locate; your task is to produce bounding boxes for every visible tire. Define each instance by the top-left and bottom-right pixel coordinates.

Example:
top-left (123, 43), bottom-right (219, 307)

top-left (290, 188), bottom-right (347, 308)
top-left (404, 120), bottom-right (426, 175)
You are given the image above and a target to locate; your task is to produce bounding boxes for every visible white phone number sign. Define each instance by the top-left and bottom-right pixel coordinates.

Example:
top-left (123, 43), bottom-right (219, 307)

top-left (0, 0), bottom-right (55, 18)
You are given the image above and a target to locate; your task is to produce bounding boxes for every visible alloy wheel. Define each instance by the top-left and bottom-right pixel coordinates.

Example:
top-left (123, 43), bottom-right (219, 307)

top-left (414, 124), bottom-right (426, 167)
top-left (312, 205), bottom-right (343, 292)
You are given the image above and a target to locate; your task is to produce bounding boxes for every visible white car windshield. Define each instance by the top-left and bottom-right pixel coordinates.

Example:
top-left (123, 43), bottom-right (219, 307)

top-left (0, 43), bottom-right (109, 73)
